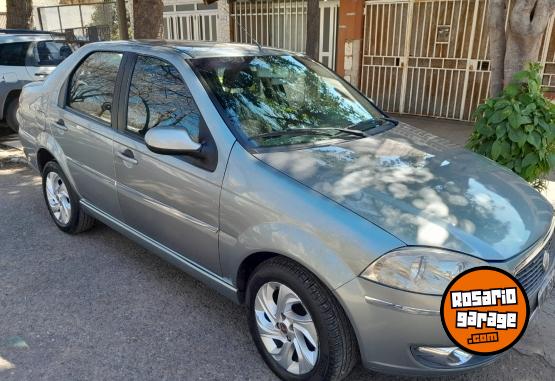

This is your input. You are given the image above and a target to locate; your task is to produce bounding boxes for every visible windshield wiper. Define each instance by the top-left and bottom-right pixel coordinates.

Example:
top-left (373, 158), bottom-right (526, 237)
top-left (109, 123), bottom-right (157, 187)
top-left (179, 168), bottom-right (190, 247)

top-left (248, 127), bottom-right (366, 141)
top-left (324, 127), bottom-right (365, 137)
top-left (249, 125), bottom-right (367, 139)
top-left (377, 116), bottom-right (399, 125)
top-left (346, 117), bottom-right (398, 131)
top-left (249, 129), bottom-right (334, 140)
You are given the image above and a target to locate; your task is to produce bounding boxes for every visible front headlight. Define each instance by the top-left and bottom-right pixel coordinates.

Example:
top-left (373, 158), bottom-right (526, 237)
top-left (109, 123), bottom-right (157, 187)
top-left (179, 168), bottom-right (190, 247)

top-left (360, 247), bottom-right (485, 295)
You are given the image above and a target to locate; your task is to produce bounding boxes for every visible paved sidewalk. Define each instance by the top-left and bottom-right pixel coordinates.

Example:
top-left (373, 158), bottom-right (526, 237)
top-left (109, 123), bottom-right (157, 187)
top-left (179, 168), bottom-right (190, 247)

top-left (394, 114), bottom-right (474, 146)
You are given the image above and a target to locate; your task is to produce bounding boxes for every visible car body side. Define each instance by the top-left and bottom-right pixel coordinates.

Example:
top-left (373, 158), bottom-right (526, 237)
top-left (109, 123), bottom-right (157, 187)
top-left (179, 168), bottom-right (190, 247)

top-left (18, 42), bottom-right (405, 299)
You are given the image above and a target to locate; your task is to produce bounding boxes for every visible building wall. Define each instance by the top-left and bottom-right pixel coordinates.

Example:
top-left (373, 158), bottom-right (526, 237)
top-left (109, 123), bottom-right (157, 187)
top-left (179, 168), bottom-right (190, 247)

top-left (336, 0), bottom-right (364, 85)
top-left (0, 0), bottom-right (5, 28)
top-left (0, 0), bottom-right (59, 28)
top-left (0, 0), bottom-right (101, 13)
top-left (30, 0), bottom-right (60, 7)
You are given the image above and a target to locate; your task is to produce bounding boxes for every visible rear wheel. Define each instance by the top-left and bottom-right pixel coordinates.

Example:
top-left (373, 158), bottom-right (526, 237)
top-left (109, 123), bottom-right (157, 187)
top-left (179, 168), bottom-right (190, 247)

top-left (6, 96), bottom-right (19, 133)
top-left (42, 161), bottom-right (95, 234)
top-left (247, 257), bottom-right (359, 381)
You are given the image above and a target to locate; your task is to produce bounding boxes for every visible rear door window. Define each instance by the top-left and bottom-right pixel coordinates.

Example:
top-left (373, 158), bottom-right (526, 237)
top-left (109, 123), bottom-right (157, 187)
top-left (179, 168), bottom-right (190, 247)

top-left (0, 42), bottom-right (31, 66)
top-left (67, 52), bottom-right (123, 124)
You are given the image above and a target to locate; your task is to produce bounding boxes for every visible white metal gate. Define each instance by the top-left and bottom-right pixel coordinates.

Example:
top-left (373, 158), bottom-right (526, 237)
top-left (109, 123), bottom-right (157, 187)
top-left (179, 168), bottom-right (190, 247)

top-left (230, 0), bottom-right (338, 69)
top-left (163, 2), bottom-right (218, 41)
top-left (362, 0), bottom-right (555, 121)
top-left (319, 1), bottom-right (339, 68)
top-left (541, 17), bottom-right (555, 92)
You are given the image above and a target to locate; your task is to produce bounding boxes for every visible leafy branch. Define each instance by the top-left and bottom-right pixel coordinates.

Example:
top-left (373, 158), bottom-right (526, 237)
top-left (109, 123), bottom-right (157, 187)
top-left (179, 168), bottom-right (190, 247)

top-left (467, 63), bottom-right (555, 190)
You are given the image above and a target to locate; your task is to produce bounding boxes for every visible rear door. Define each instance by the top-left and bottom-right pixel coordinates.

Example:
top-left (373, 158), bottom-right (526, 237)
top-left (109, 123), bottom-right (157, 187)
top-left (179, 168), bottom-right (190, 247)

top-left (50, 51), bottom-right (126, 218)
top-left (112, 53), bottom-right (226, 274)
top-left (0, 41), bottom-right (33, 83)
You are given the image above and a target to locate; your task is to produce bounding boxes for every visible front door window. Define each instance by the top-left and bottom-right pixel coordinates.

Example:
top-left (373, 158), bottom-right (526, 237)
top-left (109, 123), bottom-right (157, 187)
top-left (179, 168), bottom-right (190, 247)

top-left (126, 55), bottom-right (201, 143)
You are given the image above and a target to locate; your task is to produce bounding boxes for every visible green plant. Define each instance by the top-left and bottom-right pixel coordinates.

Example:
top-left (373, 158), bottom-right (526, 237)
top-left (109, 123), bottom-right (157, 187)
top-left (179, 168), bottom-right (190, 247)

top-left (467, 63), bottom-right (555, 190)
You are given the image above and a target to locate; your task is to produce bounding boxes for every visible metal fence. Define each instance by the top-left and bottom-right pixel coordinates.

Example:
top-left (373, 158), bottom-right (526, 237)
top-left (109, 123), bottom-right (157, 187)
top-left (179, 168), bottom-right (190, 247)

top-left (0, 12), bottom-right (6, 29)
top-left (230, 0), bottom-right (338, 69)
top-left (37, 1), bottom-right (116, 41)
top-left (541, 17), bottom-right (555, 92)
top-left (163, 2), bottom-right (218, 41)
top-left (361, 0), bottom-right (555, 121)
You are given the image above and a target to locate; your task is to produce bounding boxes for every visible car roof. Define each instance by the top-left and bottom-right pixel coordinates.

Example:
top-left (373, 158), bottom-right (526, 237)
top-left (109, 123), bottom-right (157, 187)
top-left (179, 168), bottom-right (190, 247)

top-left (0, 34), bottom-right (63, 43)
top-left (88, 40), bottom-right (296, 59)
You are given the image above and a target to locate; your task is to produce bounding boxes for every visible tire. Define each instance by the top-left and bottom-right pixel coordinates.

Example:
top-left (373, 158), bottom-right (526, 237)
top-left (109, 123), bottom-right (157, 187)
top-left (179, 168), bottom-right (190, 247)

top-left (5, 96), bottom-right (19, 133)
top-left (42, 161), bottom-right (95, 234)
top-left (247, 257), bottom-right (359, 381)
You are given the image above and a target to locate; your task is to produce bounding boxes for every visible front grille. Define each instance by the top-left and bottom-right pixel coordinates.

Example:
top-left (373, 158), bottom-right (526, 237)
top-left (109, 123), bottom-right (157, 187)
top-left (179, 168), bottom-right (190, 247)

top-left (517, 249), bottom-right (546, 296)
top-left (516, 236), bottom-right (553, 300)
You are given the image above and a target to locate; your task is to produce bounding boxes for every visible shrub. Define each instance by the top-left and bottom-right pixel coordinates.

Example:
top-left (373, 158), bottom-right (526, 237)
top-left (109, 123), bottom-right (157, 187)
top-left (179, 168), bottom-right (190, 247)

top-left (467, 63), bottom-right (555, 190)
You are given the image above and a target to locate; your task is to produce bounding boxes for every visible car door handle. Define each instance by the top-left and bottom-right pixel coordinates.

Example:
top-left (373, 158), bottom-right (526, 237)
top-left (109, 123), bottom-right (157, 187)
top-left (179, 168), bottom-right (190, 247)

top-left (54, 118), bottom-right (68, 130)
top-left (117, 149), bottom-right (138, 165)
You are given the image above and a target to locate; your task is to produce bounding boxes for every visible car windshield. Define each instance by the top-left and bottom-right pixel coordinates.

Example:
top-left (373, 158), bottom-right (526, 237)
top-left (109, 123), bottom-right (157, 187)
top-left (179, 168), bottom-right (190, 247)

top-left (191, 55), bottom-right (390, 147)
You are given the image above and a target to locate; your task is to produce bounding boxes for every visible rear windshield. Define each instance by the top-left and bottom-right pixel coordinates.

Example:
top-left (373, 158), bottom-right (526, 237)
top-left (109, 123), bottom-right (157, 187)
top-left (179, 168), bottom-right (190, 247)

top-left (191, 55), bottom-right (390, 148)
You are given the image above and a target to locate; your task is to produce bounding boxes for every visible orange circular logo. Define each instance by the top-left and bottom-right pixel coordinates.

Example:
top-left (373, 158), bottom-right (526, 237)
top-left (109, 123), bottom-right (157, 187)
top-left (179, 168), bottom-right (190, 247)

top-left (440, 267), bottom-right (529, 355)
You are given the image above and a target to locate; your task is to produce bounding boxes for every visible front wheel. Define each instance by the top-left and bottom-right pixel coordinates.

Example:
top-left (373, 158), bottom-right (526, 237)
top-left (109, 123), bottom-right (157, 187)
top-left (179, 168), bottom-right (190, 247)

top-left (247, 257), bottom-right (359, 381)
top-left (42, 161), bottom-right (95, 234)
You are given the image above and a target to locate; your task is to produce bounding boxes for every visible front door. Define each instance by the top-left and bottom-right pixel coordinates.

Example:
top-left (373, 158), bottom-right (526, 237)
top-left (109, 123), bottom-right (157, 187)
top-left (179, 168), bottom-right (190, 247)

top-left (50, 51), bottom-right (124, 219)
top-left (113, 54), bottom-right (222, 273)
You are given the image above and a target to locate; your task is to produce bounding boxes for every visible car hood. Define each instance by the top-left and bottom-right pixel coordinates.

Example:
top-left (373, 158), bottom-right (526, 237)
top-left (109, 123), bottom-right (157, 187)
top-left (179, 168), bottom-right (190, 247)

top-left (254, 123), bottom-right (553, 261)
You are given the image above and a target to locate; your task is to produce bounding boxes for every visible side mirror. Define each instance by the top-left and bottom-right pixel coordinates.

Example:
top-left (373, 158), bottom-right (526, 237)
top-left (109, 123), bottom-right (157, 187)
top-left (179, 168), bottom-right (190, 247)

top-left (145, 127), bottom-right (202, 156)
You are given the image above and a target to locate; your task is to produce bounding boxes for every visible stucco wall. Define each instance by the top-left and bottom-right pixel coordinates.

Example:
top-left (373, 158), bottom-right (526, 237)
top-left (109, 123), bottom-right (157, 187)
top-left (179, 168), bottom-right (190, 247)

top-left (0, 0), bottom-right (98, 13)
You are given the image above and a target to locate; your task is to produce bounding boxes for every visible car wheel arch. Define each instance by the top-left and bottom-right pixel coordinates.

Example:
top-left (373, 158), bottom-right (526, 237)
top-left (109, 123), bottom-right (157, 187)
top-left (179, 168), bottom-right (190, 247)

top-left (34, 143), bottom-right (79, 200)
top-left (234, 248), bottom-right (357, 305)
top-left (2, 89), bottom-right (21, 120)
top-left (36, 148), bottom-right (56, 173)
top-left (236, 251), bottom-right (279, 302)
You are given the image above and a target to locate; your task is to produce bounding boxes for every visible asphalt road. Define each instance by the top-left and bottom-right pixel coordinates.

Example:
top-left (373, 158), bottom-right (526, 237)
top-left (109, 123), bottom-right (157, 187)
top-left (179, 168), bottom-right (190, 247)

top-left (1, 129), bottom-right (554, 380)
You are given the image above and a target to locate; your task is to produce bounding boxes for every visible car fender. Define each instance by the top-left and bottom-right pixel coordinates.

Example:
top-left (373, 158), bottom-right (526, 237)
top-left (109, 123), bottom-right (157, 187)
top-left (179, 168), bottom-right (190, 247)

top-left (219, 144), bottom-right (405, 292)
top-left (34, 133), bottom-right (80, 196)
top-left (220, 222), bottom-right (364, 291)
top-left (0, 80), bottom-right (27, 119)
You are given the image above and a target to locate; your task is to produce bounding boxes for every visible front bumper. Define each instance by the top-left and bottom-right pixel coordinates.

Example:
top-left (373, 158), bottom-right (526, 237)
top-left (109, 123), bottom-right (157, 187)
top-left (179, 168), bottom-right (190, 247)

top-left (335, 226), bottom-right (554, 376)
top-left (334, 277), bottom-right (499, 376)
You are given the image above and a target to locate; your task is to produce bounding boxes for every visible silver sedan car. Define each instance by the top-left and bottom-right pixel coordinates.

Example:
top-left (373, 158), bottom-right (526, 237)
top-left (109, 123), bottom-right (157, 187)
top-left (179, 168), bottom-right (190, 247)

top-left (18, 41), bottom-right (554, 380)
